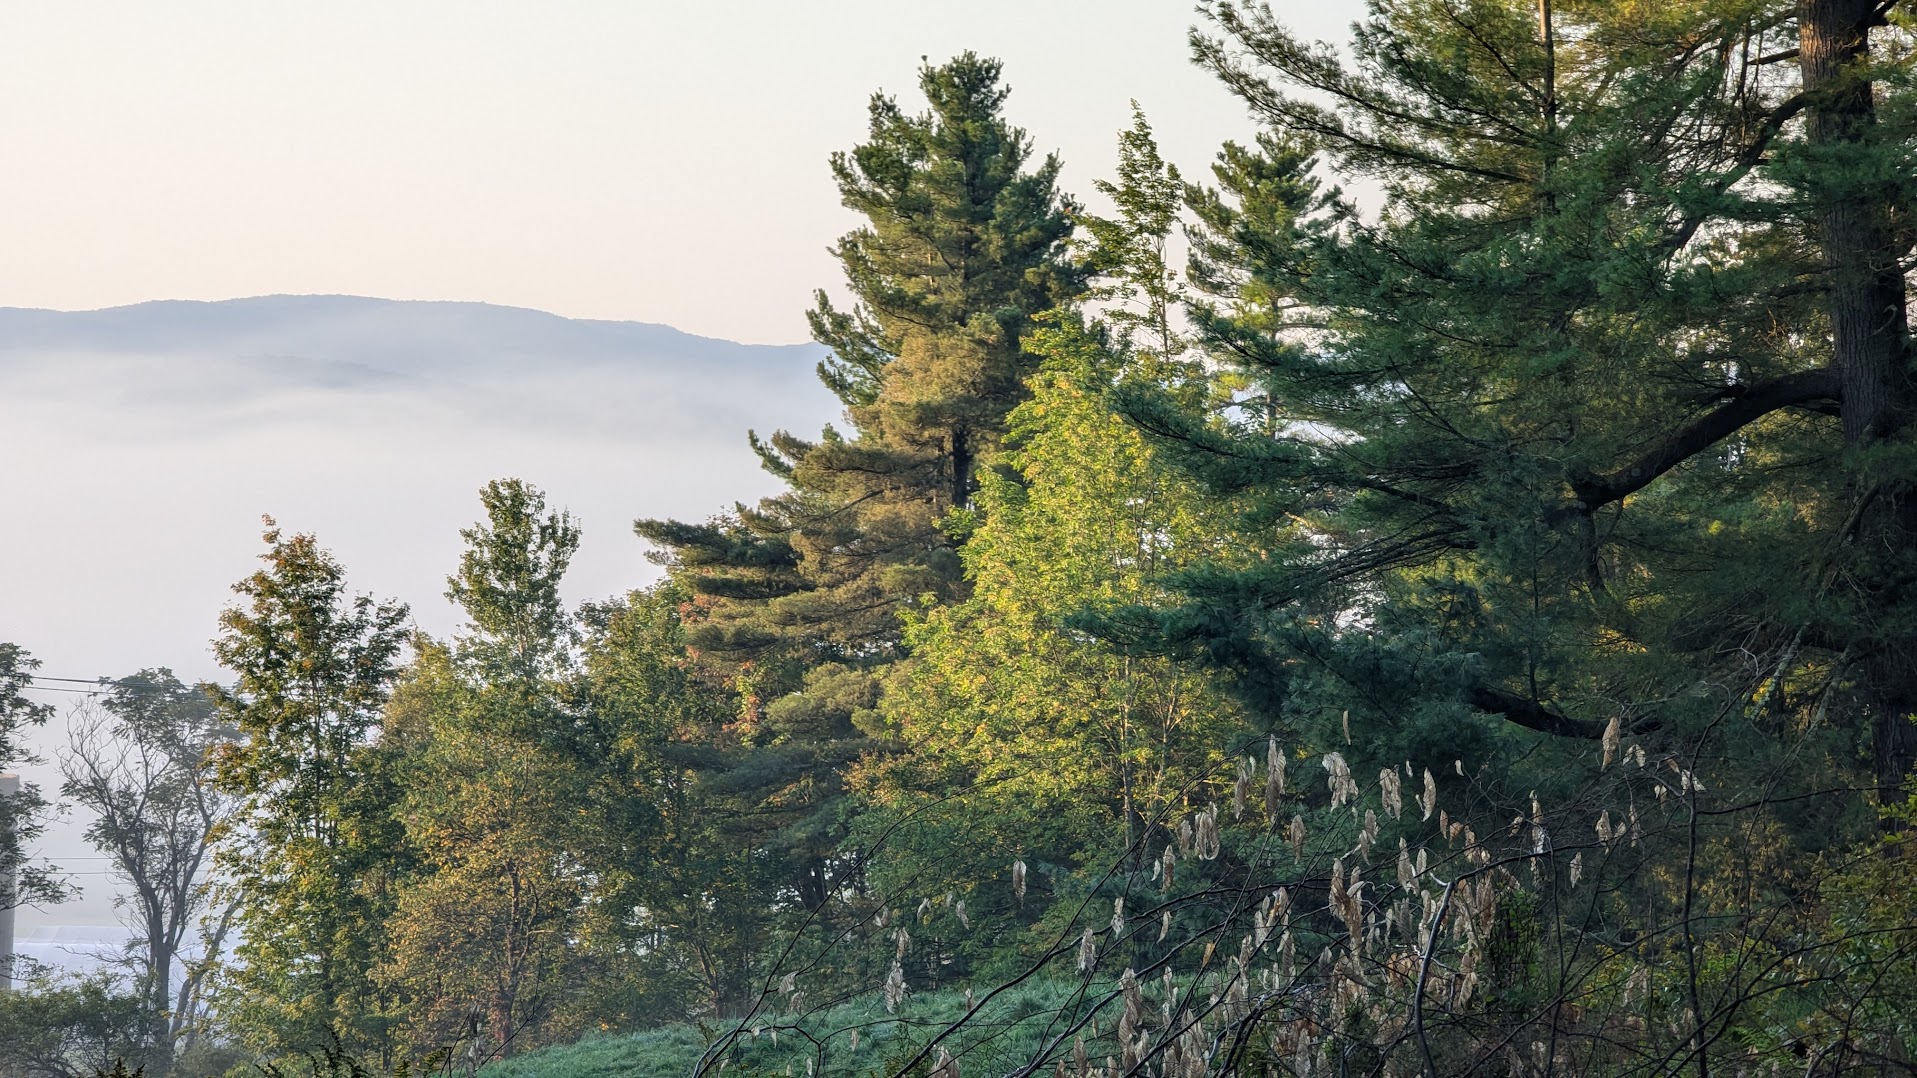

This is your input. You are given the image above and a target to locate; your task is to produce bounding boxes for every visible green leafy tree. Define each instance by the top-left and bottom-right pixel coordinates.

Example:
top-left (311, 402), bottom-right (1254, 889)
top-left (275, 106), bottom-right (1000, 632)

top-left (860, 317), bottom-right (1247, 981)
top-left (579, 585), bottom-right (773, 1021)
top-left (0, 643), bottom-right (69, 974)
top-left (445, 479), bottom-right (580, 707)
top-left (0, 644), bottom-right (69, 929)
top-left (209, 520), bottom-right (410, 1063)
top-left (0, 972), bottom-right (150, 1078)
top-left (379, 481), bottom-right (594, 1060)
top-left (379, 646), bottom-right (595, 1064)
top-left (60, 671), bottom-right (238, 1077)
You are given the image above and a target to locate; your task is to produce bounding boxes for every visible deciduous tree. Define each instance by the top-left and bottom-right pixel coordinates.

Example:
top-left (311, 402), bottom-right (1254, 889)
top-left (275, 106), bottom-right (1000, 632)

top-left (380, 481), bottom-right (594, 1061)
top-left (0, 644), bottom-right (69, 928)
top-left (209, 520), bottom-right (410, 1062)
top-left (61, 671), bottom-right (238, 1076)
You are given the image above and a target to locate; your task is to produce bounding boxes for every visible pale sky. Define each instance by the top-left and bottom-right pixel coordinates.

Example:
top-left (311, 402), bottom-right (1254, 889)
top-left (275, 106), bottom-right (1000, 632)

top-left (0, 1), bottom-right (1364, 344)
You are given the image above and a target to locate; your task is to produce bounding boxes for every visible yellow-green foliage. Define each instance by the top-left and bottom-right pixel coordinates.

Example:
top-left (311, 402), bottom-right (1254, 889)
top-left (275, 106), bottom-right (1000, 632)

top-left (879, 326), bottom-right (1239, 817)
top-left (853, 321), bottom-right (1248, 971)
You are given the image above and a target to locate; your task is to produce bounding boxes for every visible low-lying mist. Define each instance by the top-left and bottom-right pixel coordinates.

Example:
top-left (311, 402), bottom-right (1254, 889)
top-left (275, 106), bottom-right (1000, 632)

top-left (0, 296), bottom-right (837, 929)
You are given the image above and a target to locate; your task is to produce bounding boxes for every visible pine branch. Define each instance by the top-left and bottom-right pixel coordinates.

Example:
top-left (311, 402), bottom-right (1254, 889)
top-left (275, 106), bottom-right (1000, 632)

top-left (1573, 367), bottom-right (1841, 510)
top-left (1466, 684), bottom-right (1607, 739)
top-left (1659, 92), bottom-right (1809, 257)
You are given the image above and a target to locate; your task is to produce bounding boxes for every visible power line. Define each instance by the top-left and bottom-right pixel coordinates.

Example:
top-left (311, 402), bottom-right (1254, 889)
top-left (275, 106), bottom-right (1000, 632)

top-left (24, 675), bottom-right (212, 696)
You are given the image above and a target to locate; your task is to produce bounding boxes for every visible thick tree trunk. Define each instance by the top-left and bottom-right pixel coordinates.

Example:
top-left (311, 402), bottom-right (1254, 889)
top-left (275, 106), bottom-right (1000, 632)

top-left (1800, 0), bottom-right (1917, 793)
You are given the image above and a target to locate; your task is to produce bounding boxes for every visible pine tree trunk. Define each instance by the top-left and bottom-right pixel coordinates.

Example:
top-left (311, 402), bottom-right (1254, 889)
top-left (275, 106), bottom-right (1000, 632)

top-left (1800, 0), bottom-right (1917, 792)
top-left (951, 426), bottom-right (973, 512)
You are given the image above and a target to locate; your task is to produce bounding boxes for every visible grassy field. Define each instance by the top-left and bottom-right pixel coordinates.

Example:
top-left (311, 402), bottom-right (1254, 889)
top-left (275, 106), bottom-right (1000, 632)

top-left (479, 979), bottom-right (1101, 1077)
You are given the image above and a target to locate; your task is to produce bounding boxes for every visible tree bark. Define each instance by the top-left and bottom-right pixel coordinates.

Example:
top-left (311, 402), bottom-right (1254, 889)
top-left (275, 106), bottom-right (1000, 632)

top-left (146, 906), bottom-right (173, 1077)
top-left (1799, 0), bottom-right (1917, 793)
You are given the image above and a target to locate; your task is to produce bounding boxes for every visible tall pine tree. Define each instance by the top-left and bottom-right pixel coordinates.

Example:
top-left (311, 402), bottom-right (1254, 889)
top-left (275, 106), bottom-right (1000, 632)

top-left (635, 53), bottom-right (1081, 911)
top-left (1110, 0), bottom-right (1917, 847)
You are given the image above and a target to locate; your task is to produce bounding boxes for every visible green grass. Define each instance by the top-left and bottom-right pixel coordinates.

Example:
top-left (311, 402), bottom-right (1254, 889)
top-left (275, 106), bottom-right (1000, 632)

top-left (479, 979), bottom-right (1100, 1077)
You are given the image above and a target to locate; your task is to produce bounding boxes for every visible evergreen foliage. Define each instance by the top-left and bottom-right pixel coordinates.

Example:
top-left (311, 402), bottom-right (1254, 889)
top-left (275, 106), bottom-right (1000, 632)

top-left (1105, 0), bottom-right (1917, 802)
top-left (856, 318), bottom-right (1248, 983)
top-left (634, 52), bottom-right (1083, 920)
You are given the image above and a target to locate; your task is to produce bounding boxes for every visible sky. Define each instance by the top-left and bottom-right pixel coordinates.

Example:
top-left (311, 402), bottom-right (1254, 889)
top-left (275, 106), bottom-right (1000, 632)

top-left (0, 1), bottom-right (1364, 344)
top-left (0, 1), bottom-right (1371, 933)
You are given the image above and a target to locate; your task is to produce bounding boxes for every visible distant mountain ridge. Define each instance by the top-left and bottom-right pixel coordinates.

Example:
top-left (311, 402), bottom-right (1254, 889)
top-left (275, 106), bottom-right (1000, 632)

top-left (0, 295), bottom-right (838, 440)
top-left (0, 295), bottom-right (820, 376)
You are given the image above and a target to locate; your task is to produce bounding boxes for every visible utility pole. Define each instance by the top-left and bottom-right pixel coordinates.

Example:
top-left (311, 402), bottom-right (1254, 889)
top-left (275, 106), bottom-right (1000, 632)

top-left (0, 772), bottom-right (16, 992)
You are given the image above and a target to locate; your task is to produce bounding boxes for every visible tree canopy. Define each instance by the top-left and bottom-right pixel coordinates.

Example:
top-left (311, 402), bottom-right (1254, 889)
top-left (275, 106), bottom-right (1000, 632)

top-left (14, 11), bottom-right (1917, 1075)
